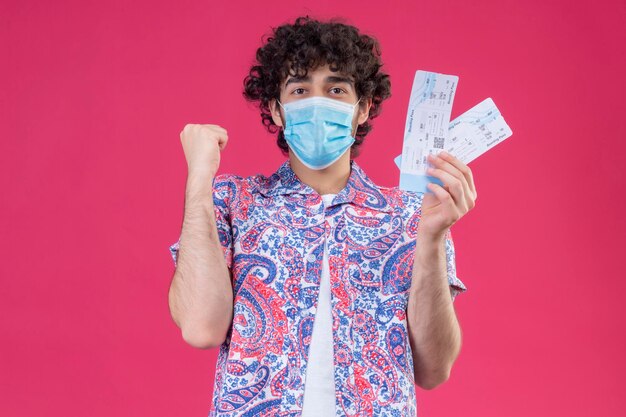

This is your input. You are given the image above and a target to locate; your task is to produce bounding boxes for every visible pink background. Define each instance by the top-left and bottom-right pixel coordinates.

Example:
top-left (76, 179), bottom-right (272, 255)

top-left (2, 0), bottom-right (625, 416)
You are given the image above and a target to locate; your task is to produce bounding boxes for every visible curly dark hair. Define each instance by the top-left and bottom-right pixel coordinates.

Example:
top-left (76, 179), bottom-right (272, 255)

top-left (243, 16), bottom-right (391, 157)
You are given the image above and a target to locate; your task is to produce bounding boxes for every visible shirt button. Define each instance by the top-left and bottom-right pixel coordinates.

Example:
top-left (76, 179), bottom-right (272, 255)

top-left (306, 254), bottom-right (316, 263)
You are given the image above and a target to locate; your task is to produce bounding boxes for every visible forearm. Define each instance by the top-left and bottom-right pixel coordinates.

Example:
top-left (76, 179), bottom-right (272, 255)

top-left (168, 172), bottom-right (233, 348)
top-left (406, 230), bottom-right (461, 389)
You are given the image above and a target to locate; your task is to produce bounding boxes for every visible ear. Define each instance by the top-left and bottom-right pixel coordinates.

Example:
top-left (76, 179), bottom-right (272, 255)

top-left (357, 97), bottom-right (373, 125)
top-left (270, 99), bottom-right (284, 128)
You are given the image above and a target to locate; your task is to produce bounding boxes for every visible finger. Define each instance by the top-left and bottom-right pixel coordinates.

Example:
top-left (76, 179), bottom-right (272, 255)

top-left (428, 152), bottom-right (463, 178)
top-left (215, 127), bottom-right (229, 136)
top-left (426, 182), bottom-right (459, 217)
top-left (216, 129), bottom-right (229, 148)
top-left (421, 189), bottom-right (438, 208)
top-left (197, 125), bottom-right (227, 140)
top-left (428, 153), bottom-right (473, 208)
top-left (205, 124), bottom-right (228, 135)
top-left (428, 153), bottom-right (469, 192)
top-left (202, 126), bottom-right (228, 149)
top-left (438, 151), bottom-right (477, 200)
top-left (217, 135), bottom-right (228, 151)
top-left (426, 166), bottom-right (467, 210)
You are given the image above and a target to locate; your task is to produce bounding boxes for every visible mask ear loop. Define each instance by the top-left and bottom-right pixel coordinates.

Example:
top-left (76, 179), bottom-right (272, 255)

top-left (275, 99), bottom-right (286, 131)
top-left (351, 97), bottom-right (362, 138)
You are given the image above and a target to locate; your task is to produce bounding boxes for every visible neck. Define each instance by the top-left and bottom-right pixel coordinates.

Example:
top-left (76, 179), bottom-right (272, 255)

top-left (289, 150), bottom-right (352, 195)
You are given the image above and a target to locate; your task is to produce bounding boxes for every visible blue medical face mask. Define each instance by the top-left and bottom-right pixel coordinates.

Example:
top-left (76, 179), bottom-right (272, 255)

top-left (277, 96), bottom-right (361, 170)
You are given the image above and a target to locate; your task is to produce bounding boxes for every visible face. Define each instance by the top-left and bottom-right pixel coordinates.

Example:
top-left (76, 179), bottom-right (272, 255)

top-left (269, 63), bottom-right (372, 132)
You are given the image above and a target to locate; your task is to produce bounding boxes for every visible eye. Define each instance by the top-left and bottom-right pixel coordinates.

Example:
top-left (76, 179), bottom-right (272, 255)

top-left (291, 88), bottom-right (306, 95)
top-left (330, 87), bottom-right (346, 95)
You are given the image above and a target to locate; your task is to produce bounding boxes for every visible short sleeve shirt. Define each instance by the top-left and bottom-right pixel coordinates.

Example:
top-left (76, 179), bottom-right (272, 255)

top-left (169, 159), bottom-right (467, 417)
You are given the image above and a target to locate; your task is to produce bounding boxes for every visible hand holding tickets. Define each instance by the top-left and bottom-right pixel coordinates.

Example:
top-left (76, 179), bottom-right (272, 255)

top-left (398, 71), bottom-right (513, 193)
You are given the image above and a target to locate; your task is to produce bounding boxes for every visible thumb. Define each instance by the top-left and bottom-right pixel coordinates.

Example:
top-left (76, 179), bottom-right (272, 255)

top-left (421, 189), bottom-right (438, 210)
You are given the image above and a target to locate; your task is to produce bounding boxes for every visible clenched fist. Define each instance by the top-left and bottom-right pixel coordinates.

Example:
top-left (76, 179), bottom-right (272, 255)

top-left (179, 124), bottom-right (229, 178)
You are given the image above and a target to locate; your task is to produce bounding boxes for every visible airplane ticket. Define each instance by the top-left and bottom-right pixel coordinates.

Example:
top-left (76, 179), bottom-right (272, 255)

top-left (399, 70), bottom-right (459, 193)
top-left (394, 97), bottom-right (513, 171)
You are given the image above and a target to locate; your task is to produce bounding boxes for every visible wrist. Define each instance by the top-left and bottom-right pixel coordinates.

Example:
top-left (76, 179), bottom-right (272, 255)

top-left (416, 227), bottom-right (448, 246)
top-left (185, 171), bottom-right (215, 202)
top-left (188, 166), bottom-right (216, 180)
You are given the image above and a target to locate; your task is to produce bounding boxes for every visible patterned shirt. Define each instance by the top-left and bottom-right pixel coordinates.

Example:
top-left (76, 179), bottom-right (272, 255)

top-left (169, 159), bottom-right (467, 417)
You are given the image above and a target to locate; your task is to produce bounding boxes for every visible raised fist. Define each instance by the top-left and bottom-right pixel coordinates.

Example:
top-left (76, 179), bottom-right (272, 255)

top-left (179, 124), bottom-right (229, 178)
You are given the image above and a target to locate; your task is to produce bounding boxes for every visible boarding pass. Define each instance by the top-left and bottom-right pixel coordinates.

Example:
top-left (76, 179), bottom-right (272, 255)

top-left (395, 97), bottom-right (513, 170)
top-left (399, 71), bottom-right (458, 193)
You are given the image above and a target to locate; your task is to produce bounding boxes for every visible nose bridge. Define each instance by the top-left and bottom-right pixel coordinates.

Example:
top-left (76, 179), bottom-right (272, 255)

top-left (309, 83), bottom-right (326, 97)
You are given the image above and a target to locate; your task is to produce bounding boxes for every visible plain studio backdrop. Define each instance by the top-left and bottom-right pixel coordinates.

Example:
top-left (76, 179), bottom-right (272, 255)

top-left (1, 0), bottom-right (625, 416)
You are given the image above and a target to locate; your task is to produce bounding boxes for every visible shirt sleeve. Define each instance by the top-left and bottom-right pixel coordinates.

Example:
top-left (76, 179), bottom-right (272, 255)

top-left (168, 174), bottom-right (234, 270)
top-left (445, 227), bottom-right (467, 302)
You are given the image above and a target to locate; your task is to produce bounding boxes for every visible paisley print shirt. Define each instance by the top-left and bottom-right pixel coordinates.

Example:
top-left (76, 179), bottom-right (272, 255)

top-left (169, 159), bottom-right (467, 417)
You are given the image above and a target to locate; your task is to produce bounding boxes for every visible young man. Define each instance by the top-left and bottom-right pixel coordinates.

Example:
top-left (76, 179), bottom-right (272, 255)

top-left (168, 16), bottom-right (476, 417)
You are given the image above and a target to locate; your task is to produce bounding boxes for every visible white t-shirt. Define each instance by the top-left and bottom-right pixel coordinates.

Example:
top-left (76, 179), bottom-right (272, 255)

top-left (301, 193), bottom-right (337, 416)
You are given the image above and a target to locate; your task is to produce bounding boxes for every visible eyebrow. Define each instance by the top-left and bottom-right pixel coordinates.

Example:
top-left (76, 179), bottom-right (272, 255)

top-left (284, 75), bottom-right (355, 88)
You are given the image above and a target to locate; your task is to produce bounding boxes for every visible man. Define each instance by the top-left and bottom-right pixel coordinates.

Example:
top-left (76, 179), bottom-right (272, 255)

top-left (168, 16), bottom-right (476, 417)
